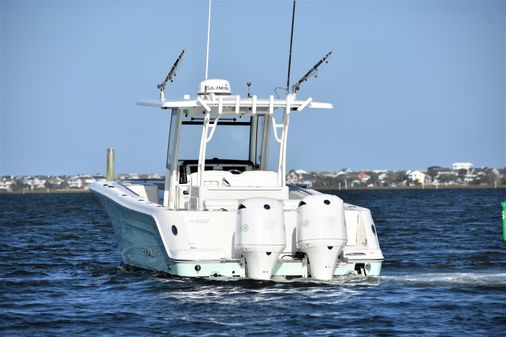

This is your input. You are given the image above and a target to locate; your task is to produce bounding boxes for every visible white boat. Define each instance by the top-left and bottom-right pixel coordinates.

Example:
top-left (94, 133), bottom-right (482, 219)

top-left (91, 2), bottom-right (383, 281)
top-left (91, 77), bottom-right (383, 280)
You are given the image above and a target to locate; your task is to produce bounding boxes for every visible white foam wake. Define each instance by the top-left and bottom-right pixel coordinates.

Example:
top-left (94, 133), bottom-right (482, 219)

top-left (380, 272), bottom-right (506, 287)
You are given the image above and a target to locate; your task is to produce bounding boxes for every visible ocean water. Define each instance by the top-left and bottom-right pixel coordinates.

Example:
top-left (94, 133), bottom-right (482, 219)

top-left (1, 189), bottom-right (505, 336)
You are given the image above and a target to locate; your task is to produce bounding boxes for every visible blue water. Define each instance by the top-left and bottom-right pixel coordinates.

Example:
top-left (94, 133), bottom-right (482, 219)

top-left (1, 189), bottom-right (505, 336)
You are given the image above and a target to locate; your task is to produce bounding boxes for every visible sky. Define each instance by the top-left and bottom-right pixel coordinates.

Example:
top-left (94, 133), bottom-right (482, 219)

top-left (1, 0), bottom-right (505, 176)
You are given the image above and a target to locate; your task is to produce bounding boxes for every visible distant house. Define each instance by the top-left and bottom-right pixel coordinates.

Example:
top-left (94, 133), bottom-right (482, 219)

top-left (464, 173), bottom-right (477, 184)
top-left (434, 170), bottom-right (458, 185)
top-left (406, 170), bottom-right (426, 185)
top-left (286, 170), bottom-right (300, 184)
top-left (286, 169), bottom-right (315, 187)
top-left (377, 173), bottom-right (389, 186)
top-left (357, 171), bottom-right (370, 182)
top-left (321, 171), bottom-right (338, 178)
top-left (424, 174), bottom-right (432, 185)
top-left (47, 176), bottom-right (64, 188)
top-left (351, 179), bottom-right (361, 187)
top-left (80, 175), bottom-right (95, 188)
top-left (378, 173), bottom-right (388, 181)
top-left (67, 176), bottom-right (83, 189)
top-left (452, 162), bottom-right (473, 171)
top-left (0, 177), bottom-right (13, 192)
top-left (22, 176), bottom-right (46, 190)
top-left (67, 175), bottom-right (95, 189)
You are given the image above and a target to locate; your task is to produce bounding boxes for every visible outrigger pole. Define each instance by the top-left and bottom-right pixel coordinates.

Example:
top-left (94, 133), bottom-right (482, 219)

top-left (157, 49), bottom-right (185, 101)
top-left (285, 0), bottom-right (296, 96)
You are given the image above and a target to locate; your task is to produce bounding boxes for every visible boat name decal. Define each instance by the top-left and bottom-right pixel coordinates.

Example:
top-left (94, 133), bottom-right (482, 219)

top-left (190, 218), bottom-right (210, 224)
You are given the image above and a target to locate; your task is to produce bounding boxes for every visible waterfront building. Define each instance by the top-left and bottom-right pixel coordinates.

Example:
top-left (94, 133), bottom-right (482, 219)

top-left (452, 162), bottom-right (473, 171)
top-left (406, 170), bottom-right (426, 185)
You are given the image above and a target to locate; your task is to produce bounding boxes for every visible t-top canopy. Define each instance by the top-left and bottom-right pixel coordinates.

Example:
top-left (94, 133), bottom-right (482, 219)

top-left (138, 93), bottom-right (333, 117)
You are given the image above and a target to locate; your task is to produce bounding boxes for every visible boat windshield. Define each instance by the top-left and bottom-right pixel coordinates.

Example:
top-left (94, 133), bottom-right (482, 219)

top-left (180, 118), bottom-right (251, 161)
top-left (167, 111), bottom-right (269, 172)
top-left (166, 110), bottom-right (268, 172)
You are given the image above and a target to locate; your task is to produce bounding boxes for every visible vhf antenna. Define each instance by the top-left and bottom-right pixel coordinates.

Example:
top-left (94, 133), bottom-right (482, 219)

top-left (291, 51), bottom-right (332, 94)
top-left (205, 0), bottom-right (212, 80)
top-left (157, 49), bottom-right (185, 101)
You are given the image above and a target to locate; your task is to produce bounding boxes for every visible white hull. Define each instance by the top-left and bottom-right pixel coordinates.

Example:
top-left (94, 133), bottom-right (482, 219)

top-left (91, 181), bottom-right (383, 280)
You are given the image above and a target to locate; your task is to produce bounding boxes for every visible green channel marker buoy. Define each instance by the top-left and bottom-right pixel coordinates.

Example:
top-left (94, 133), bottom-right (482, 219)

top-left (502, 202), bottom-right (506, 242)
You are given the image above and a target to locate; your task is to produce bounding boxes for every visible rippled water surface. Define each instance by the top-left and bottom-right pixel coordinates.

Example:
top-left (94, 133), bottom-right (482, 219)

top-left (1, 189), bottom-right (505, 336)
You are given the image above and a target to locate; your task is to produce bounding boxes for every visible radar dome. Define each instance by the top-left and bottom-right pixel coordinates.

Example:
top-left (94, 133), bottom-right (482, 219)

top-left (198, 79), bottom-right (231, 95)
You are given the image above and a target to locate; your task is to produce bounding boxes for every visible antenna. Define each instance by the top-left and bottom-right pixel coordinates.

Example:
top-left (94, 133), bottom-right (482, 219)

top-left (205, 0), bottom-right (212, 80)
top-left (291, 51), bottom-right (332, 94)
top-left (157, 49), bottom-right (185, 101)
top-left (285, 0), bottom-right (296, 96)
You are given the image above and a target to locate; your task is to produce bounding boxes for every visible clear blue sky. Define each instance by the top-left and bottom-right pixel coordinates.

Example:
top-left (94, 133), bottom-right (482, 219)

top-left (1, 0), bottom-right (505, 176)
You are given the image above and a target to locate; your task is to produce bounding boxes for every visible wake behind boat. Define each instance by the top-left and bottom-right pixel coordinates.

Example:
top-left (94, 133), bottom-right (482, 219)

top-left (91, 1), bottom-right (383, 281)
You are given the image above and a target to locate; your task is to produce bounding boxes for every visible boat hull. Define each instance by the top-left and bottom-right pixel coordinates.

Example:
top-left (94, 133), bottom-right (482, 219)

top-left (94, 191), bottom-right (172, 273)
top-left (91, 182), bottom-right (383, 279)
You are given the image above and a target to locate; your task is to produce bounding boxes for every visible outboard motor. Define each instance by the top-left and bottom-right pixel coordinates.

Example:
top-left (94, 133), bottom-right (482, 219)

top-left (297, 194), bottom-right (347, 280)
top-left (236, 198), bottom-right (286, 280)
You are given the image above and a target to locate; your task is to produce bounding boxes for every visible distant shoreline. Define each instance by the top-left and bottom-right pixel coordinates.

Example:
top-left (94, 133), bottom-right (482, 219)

top-left (0, 189), bottom-right (91, 195)
top-left (1, 184), bottom-right (504, 196)
top-left (316, 185), bottom-right (506, 191)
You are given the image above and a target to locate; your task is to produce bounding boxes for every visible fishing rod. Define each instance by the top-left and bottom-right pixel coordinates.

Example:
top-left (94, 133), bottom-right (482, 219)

top-left (291, 51), bottom-right (332, 94)
top-left (157, 49), bottom-right (185, 101)
top-left (285, 0), bottom-right (296, 96)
